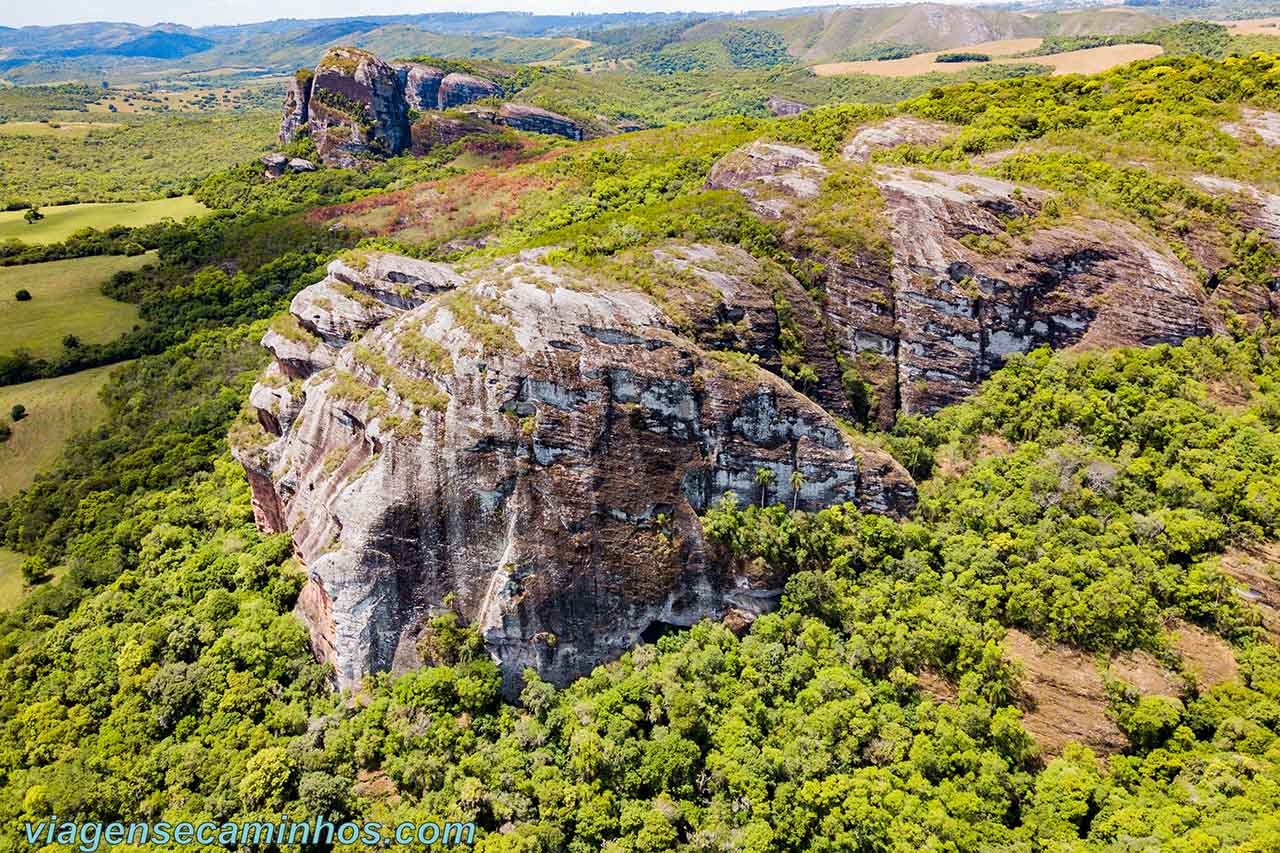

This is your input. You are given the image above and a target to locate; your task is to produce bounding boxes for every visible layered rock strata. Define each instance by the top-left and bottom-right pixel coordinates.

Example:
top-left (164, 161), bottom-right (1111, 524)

top-left (233, 247), bottom-right (914, 692)
top-left (708, 136), bottom-right (1229, 423)
top-left (280, 47), bottom-right (583, 165)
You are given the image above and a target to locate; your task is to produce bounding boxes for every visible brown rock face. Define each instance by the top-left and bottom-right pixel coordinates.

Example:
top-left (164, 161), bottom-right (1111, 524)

top-left (766, 95), bottom-right (811, 117)
top-left (709, 140), bottom-right (1231, 423)
top-left (232, 246), bottom-right (914, 692)
top-left (439, 72), bottom-right (503, 109)
top-left (304, 47), bottom-right (411, 167)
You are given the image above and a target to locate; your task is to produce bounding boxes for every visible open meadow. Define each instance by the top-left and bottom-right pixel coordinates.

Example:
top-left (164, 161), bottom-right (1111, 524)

top-left (0, 197), bottom-right (206, 243)
top-left (0, 362), bottom-right (124, 498)
top-left (1, 254), bottom-right (150, 358)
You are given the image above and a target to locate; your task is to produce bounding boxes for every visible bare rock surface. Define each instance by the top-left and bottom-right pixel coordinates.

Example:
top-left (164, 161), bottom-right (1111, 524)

top-left (439, 72), bottom-right (502, 109)
top-left (304, 47), bottom-right (410, 167)
top-left (841, 116), bottom-right (957, 162)
top-left (1222, 107), bottom-right (1280, 146)
top-left (766, 95), bottom-right (811, 116)
top-left (233, 246), bottom-right (914, 692)
top-left (710, 138), bottom-right (1231, 422)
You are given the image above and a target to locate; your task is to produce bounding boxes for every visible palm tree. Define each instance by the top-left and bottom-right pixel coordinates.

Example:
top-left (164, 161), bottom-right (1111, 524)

top-left (790, 469), bottom-right (806, 512)
top-left (755, 467), bottom-right (775, 508)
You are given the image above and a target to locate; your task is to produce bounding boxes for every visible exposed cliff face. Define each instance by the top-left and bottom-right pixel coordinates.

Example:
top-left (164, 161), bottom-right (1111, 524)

top-left (439, 72), bottom-right (503, 109)
top-left (281, 48), bottom-right (584, 165)
top-left (232, 247), bottom-right (914, 692)
top-left (303, 47), bottom-right (411, 167)
top-left (397, 62), bottom-right (445, 111)
top-left (708, 140), bottom-right (1231, 423)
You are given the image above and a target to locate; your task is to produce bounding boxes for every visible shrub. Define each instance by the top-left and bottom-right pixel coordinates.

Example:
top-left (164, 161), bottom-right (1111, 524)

top-left (0, 424), bottom-right (9, 442)
top-left (10, 405), bottom-right (25, 422)
top-left (936, 53), bottom-right (991, 63)
top-left (14, 290), bottom-right (31, 302)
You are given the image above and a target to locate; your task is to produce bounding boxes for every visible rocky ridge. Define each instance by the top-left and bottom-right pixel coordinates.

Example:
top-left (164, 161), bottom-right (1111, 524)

top-left (233, 246), bottom-right (914, 692)
top-left (279, 47), bottom-right (584, 166)
top-left (706, 126), bottom-right (1247, 424)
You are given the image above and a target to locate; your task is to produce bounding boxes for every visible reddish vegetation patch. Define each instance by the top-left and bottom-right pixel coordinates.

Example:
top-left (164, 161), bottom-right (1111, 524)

top-left (1004, 629), bottom-right (1127, 757)
top-left (1169, 621), bottom-right (1240, 690)
top-left (1219, 541), bottom-right (1280, 641)
top-left (309, 168), bottom-right (560, 245)
top-left (355, 769), bottom-right (399, 800)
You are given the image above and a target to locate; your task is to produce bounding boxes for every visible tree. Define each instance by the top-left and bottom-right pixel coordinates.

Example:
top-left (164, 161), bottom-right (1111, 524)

top-left (14, 290), bottom-right (31, 302)
top-left (755, 467), bottom-right (775, 508)
top-left (10, 405), bottom-right (25, 421)
top-left (23, 207), bottom-right (43, 224)
top-left (20, 555), bottom-right (51, 585)
top-left (790, 469), bottom-right (806, 511)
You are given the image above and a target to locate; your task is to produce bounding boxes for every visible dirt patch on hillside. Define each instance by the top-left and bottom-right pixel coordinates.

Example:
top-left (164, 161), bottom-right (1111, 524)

top-left (1005, 629), bottom-right (1127, 756)
top-left (1108, 650), bottom-right (1181, 697)
top-left (918, 669), bottom-right (959, 704)
top-left (1169, 621), bottom-right (1239, 690)
top-left (1219, 542), bottom-right (1280, 641)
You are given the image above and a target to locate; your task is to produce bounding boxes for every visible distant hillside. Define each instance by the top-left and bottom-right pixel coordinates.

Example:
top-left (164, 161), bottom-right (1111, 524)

top-left (0, 4), bottom-right (1173, 84)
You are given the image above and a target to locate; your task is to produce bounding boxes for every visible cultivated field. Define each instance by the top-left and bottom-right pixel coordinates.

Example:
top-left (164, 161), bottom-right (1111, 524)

top-left (1, 254), bottom-right (150, 357)
top-left (0, 196), bottom-right (207, 244)
top-left (1219, 17), bottom-right (1280, 35)
top-left (0, 362), bottom-right (124, 498)
top-left (813, 40), bottom-right (1164, 77)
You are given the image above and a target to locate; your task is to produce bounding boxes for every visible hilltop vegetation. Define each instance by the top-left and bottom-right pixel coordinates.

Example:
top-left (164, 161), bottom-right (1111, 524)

top-left (0, 38), bottom-right (1280, 853)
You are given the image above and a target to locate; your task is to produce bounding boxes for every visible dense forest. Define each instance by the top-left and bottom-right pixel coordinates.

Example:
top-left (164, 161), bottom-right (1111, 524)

top-left (1, 47), bottom-right (1280, 852)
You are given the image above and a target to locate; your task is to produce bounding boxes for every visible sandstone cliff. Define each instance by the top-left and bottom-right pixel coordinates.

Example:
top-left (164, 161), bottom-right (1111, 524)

top-left (281, 48), bottom-right (583, 165)
top-left (707, 134), bottom-right (1230, 424)
top-left (232, 246), bottom-right (914, 692)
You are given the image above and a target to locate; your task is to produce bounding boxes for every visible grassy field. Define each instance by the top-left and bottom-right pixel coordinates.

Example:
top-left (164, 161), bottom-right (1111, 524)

top-left (0, 546), bottom-right (66, 611)
top-left (813, 40), bottom-right (1164, 77)
top-left (1, 254), bottom-right (150, 357)
top-left (0, 363), bottom-right (123, 499)
top-left (0, 197), bottom-right (207, 243)
top-left (0, 120), bottom-right (124, 137)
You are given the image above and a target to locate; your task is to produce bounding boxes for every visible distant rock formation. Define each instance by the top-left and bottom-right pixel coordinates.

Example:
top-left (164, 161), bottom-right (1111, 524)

top-left (280, 47), bottom-right (583, 165)
top-left (231, 247), bottom-right (915, 692)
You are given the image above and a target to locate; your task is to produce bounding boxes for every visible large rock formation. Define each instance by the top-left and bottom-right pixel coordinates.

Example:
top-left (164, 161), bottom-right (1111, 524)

top-left (232, 246), bottom-right (914, 692)
top-left (281, 47), bottom-right (583, 166)
top-left (304, 47), bottom-right (411, 168)
top-left (708, 138), bottom-right (1230, 424)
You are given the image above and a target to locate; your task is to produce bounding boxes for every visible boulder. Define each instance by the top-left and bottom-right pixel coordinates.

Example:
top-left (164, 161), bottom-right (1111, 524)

top-left (438, 72), bottom-right (502, 110)
top-left (262, 153), bottom-right (289, 179)
top-left (766, 95), bottom-right (810, 116)
top-left (288, 158), bottom-right (317, 172)
top-left (231, 246), bottom-right (915, 692)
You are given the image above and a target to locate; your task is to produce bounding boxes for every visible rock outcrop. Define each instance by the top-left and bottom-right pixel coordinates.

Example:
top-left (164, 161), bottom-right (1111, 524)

top-left (708, 140), bottom-right (1231, 424)
top-left (766, 95), bottom-right (811, 117)
top-left (232, 246), bottom-right (914, 692)
top-left (439, 72), bottom-right (503, 109)
top-left (281, 47), bottom-right (584, 165)
top-left (397, 62), bottom-right (445, 111)
top-left (497, 104), bottom-right (583, 141)
top-left (303, 47), bottom-right (411, 168)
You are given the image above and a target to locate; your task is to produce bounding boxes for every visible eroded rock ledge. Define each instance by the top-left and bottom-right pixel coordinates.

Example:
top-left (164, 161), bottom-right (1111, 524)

top-left (232, 246), bottom-right (914, 692)
top-left (707, 132), bottom-right (1233, 424)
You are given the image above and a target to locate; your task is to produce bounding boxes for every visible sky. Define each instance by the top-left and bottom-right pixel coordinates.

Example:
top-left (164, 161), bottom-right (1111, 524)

top-left (2, 1), bottom-right (859, 29)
